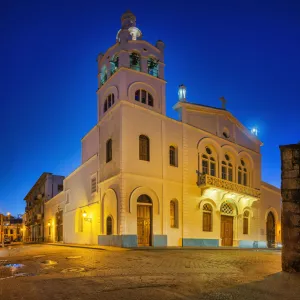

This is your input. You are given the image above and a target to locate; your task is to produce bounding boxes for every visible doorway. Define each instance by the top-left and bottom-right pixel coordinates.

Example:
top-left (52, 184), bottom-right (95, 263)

top-left (56, 210), bottom-right (63, 242)
top-left (137, 194), bottom-right (152, 246)
top-left (221, 215), bottom-right (233, 246)
top-left (266, 212), bottom-right (275, 248)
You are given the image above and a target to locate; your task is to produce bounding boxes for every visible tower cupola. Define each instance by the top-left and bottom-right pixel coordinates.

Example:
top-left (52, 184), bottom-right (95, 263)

top-left (117, 10), bottom-right (142, 41)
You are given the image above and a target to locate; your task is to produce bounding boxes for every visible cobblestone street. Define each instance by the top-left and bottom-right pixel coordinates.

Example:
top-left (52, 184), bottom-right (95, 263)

top-left (0, 244), bottom-right (300, 299)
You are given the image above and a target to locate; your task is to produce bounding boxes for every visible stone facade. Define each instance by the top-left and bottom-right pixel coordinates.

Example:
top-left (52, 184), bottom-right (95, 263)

top-left (280, 144), bottom-right (300, 272)
top-left (43, 11), bottom-right (282, 248)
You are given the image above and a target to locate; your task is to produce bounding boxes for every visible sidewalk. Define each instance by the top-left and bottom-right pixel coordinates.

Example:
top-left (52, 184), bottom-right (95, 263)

top-left (47, 243), bottom-right (281, 251)
top-left (47, 243), bottom-right (128, 251)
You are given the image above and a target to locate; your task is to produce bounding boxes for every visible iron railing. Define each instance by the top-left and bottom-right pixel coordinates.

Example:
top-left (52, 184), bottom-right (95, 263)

top-left (197, 173), bottom-right (261, 199)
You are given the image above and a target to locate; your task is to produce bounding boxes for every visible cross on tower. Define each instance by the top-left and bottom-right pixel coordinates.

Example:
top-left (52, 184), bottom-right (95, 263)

top-left (219, 96), bottom-right (227, 109)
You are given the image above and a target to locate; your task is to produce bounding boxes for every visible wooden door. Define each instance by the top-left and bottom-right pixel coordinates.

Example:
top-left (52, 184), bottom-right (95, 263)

top-left (56, 210), bottom-right (63, 242)
top-left (221, 216), bottom-right (233, 246)
top-left (137, 205), bottom-right (151, 246)
top-left (266, 212), bottom-right (275, 248)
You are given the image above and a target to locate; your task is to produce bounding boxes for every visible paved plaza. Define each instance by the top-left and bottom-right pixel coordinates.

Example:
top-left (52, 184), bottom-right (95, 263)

top-left (0, 244), bottom-right (300, 299)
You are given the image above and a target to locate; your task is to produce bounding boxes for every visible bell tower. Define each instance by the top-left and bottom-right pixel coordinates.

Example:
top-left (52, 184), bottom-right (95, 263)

top-left (96, 11), bottom-right (166, 121)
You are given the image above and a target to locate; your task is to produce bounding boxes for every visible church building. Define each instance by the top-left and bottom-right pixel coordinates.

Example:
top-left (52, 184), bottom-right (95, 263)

top-left (44, 11), bottom-right (281, 248)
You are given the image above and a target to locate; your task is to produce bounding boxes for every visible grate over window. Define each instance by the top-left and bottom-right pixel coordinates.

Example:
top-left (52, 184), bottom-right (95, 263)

top-left (220, 202), bottom-right (234, 215)
top-left (203, 203), bottom-right (212, 212)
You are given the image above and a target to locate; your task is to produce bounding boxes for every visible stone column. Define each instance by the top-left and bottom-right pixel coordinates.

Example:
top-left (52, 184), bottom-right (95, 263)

top-left (280, 143), bottom-right (300, 272)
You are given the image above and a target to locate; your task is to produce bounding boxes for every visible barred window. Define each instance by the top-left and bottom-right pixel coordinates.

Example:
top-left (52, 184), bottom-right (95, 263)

top-left (139, 135), bottom-right (150, 161)
top-left (220, 202), bottom-right (234, 215)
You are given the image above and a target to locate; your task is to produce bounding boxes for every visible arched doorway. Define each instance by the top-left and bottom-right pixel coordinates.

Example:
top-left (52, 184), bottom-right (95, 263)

top-left (137, 194), bottom-right (152, 246)
top-left (266, 212), bottom-right (276, 248)
top-left (220, 202), bottom-right (236, 246)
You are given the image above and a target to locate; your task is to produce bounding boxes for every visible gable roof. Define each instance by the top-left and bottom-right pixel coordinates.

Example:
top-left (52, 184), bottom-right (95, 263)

top-left (173, 101), bottom-right (263, 146)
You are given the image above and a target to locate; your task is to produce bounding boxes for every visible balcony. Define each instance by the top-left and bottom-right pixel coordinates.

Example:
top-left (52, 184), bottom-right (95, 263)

top-left (197, 173), bottom-right (261, 199)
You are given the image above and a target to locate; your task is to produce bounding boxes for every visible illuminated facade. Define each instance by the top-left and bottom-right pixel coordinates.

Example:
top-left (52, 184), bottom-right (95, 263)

top-left (24, 172), bottom-right (64, 242)
top-left (44, 11), bottom-right (281, 248)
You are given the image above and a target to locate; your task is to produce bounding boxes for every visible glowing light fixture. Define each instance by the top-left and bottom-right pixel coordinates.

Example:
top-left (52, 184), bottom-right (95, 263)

top-left (82, 211), bottom-right (92, 222)
top-left (178, 84), bottom-right (187, 102)
top-left (251, 127), bottom-right (258, 136)
top-left (47, 221), bottom-right (51, 227)
top-left (7, 212), bottom-right (10, 216)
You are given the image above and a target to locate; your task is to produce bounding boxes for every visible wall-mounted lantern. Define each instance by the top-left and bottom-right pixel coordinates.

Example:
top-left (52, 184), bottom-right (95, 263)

top-left (82, 211), bottom-right (92, 222)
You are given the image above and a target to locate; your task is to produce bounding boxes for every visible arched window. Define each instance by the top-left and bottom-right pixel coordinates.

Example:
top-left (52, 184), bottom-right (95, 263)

top-left (101, 65), bottom-right (108, 85)
top-left (106, 216), bottom-right (113, 235)
top-left (110, 55), bottom-right (119, 75)
top-left (238, 159), bottom-right (248, 186)
top-left (221, 161), bottom-right (227, 180)
top-left (139, 135), bottom-right (150, 161)
top-left (170, 200), bottom-right (178, 228)
top-left (103, 94), bottom-right (115, 113)
top-left (148, 57), bottom-right (159, 77)
top-left (130, 52), bottom-right (141, 71)
top-left (137, 194), bottom-right (152, 203)
top-left (169, 146), bottom-right (178, 167)
top-left (106, 139), bottom-right (112, 163)
top-left (104, 100), bottom-right (108, 113)
top-left (201, 147), bottom-right (216, 176)
top-left (243, 211), bottom-right (249, 234)
top-left (134, 89), bottom-right (154, 107)
top-left (221, 154), bottom-right (233, 181)
top-left (203, 203), bottom-right (212, 232)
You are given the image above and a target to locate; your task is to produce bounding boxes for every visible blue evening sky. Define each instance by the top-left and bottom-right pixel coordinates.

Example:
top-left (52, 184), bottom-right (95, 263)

top-left (1, 0), bottom-right (299, 216)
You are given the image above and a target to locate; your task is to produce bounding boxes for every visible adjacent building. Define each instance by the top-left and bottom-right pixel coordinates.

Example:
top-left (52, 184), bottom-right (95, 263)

top-left (24, 172), bottom-right (64, 242)
top-left (1, 215), bottom-right (23, 242)
top-left (44, 11), bottom-right (281, 248)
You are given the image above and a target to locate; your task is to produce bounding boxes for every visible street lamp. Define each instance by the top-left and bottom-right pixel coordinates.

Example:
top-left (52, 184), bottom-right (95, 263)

top-left (178, 84), bottom-right (187, 102)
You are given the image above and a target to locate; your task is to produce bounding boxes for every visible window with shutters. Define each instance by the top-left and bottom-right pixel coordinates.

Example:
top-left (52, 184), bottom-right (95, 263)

top-left (91, 175), bottom-right (97, 194)
top-left (170, 200), bottom-right (178, 228)
top-left (202, 203), bottom-right (213, 232)
top-left (106, 139), bottom-right (112, 163)
top-left (243, 211), bottom-right (249, 234)
top-left (169, 145), bottom-right (178, 167)
top-left (139, 135), bottom-right (150, 161)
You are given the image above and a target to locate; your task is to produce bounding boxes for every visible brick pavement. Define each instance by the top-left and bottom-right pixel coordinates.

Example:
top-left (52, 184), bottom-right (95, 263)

top-left (0, 244), bottom-right (300, 299)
